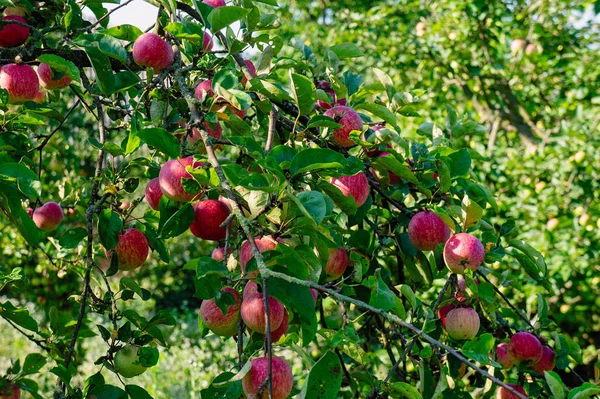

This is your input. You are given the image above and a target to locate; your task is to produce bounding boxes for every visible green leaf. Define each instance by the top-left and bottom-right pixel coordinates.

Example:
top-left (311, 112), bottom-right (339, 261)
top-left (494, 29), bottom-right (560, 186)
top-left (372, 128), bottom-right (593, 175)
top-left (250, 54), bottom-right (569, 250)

top-left (318, 180), bottom-right (357, 216)
top-left (374, 154), bottom-right (418, 184)
top-left (544, 371), bottom-right (565, 399)
top-left (158, 203), bottom-right (195, 239)
top-left (88, 384), bottom-right (128, 399)
top-left (388, 382), bottom-right (423, 399)
top-left (98, 209), bottom-right (123, 251)
top-left (0, 183), bottom-right (41, 245)
top-left (462, 194), bottom-right (483, 230)
top-left (0, 162), bottom-right (41, 197)
top-left (328, 43), bottom-right (364, 59)
top-left (355, 102), bottom-right (396, 126)
top-left (290, 72), bottom-right (316, 115)
top-left (84, 46), bottom-right (115, 95)
top-left (37, 54), bottom-right (80, 83)
top-left (100, 24), bottom-right (143, 41)
top-left (207, 6), bottom-right (250, 32)
top-left (138, 347), bottom-right (159, 367)
top-left (462, 333), bottom-right (497, 365)
top-left (137, 128), bottom-right (180, 159)
top-left (298, 351), bottom-right (342, 399)
top-left (508, 239), bottom-right (547, 277)
top-left (50, 364), bottom-right (72, 385)
top-left (21, 353), bottom-right (46, 376)
top-left (196, 257), bottom-right (230, 280)
top-left (448, 148), bottom-right (471, 177)
top-left (213, 68), bottom-right (239, 91)
top-left (365, 275), bottom-right (395, 311)
top-left (120, 277), bottom-right (150, 301)
top-left (568, 383), bottom-right (600, 399)
top-left (125, 385), bottom-right (154, 399)
top-left (0, 301), bottom-right (38, 332)
top-left (290, 148), bottom-right (346, 176)
top-left (59, 227), bottom-right (87, 248)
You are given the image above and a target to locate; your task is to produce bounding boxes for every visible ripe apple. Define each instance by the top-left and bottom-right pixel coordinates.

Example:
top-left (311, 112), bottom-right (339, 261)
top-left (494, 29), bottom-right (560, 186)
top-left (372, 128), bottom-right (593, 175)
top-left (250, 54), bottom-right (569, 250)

top-left (496, 384), bottom-right (528, 399)
top-left (243, 356), bottom-right (293, 399)
top-left (0, 63), bottom-right (39, 103)
top-left (195, 79), bottom-right (214, 102)
top-left (37, 63), bottom-right (72, 90)
top-left (241, 59), bottom-right (256, 86)
top-left (240, 235), bottom-right (279, 275)
top-left (407, 211), bottom-right (451, 251)
top-left (495, 343), bottom-right (513, 368)
top-left (32, 201), bottom-right (64, 231)
top-left (329, 172), bottom-right (369, 207)
top-left (324, 106), bottom-right (363, 147)
top-left (158, 156), bottom-right (203, 202)
top-left (510, 39), bottom-right (526, 53)
top-left (507, 332), bottom-right (543, 365)
top-left (531, 346), bottom-right (555, 374)
top-left (189, 199), bottom-right (231, 241)
top-left (240, 293), bottom-right (285, 333)
top-left (114, 345), bottom-right (148, 378)
top-left (316, 81), bottom-right (347, 110)
top-left (455, 277), bottom-right (479, 302)
top-left (0, 383), bottom-right (20, 399)
top-left (445, 307), bottom-right (480, 340)
top-left (243, 280), bottom-right (259, 298)
top-left (132, 32), bottom-right (174, 71)
top-left (437, 303), bottom-right (457, 329)
top-left (200, 287), bottom-right (241, 336)
top-left (144, 178), bottom-right (163, 211)
top-left (211, 246), bottom-right (228, 262)
top-left (203, 0), bottom-right (225, 7)
top-left (106, 228), bottom-right (149, 271)
top-left (324, 247), bottom-right (349, 280)
top-left (191, 120), bottom-right (223, 143)
top-left (0, 15), bottom-right (29, 47)
top-left (443, 233), bottom-right (485, 273)
top-left (270, 309), bottom-right (289, 342)
top-left (202, 32), bottom-right (213, 52)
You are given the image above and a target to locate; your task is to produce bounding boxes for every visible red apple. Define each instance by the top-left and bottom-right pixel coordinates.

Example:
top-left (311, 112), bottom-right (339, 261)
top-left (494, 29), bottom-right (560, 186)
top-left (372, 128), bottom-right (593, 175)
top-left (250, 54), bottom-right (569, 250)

top-left (203, 0), bottom-right (225, 7)
top-left (455, 277), bottom-right (479, 302)
top-left (445, 307), bottom-right (480, 340)
top-left (32, 201), bottom-right (64, 231)
top-left (510, 39), bottom-right (526, 53)
top-left (324, 105), bottom-right (363, 147)
top-left (437, 303), bottom-right (457, 329)
top-left (324, 247), bottom-right (349, 280)
top-left (240, 235), bottom-right (279, 275)
top-left (200, 287), bottom-right (241, 336)
top-left (106, 228), bottom-right (149, 271)
top-left (195, 79), bottom-right (214, 102)
top-left (202, 32), bottom-right (213, 52)
top-left (189, 199), bottom-right (231, 241)
top-left (242, 356), bottom-right (293, 399)
top-left (329, 172), bottom-right (369, 207)
top-left (243, 280), bottom-right (259, 298)
top-left (191, 120), bottom-right (222, 143)
top-left (144, 178), bottom-right (163, 211)
top-left (241, 59), bottom-right (257, 86)
top-left (270, 309), bottom-right (289, 342)
top-left (507, 332), bottom-right (543, 365)
top-left (240, 293), bottom-right (284, 333)
top-left (33, 89), bottom-right (44, 103)
top-left (211, 246), bottom-right (228, 262)
top-left (37, 62), bottom-right (72, 90)
top-left (407, 211), bottom-right (451, 251)
top-left (132, 32), bottom-right (174, 71)
top-left (531, 346), bottom-right (555, 374)
top-left (316, 81), bottom-right (346, 110)
top-left (0, 63), bottom-right (39, 103)
top-left (0, 15), bottom-right (29, 47)
top-left (444, 233), bottom-right (485, 273)
top-left (158, 156), bottom-right (203, 202)
top-left (496, 384), bottom-right (528, 399)
top-left (0, 383), bottom-right (20, 399)
top-left (495, 343), bottom-right (513, 368)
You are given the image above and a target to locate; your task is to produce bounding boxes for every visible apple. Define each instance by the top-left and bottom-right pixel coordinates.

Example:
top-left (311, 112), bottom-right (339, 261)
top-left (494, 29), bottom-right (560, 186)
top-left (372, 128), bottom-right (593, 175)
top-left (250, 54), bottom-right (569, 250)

top-left (202, 32), bottom-right (213, 52)
top-left (525, 43), bottom-right (538, 55)
top-left (445, 307), bottom-right (480, 340)
top-left (241, 59), bottom-right (256, 86)
top-left (546, 218), bottom-right (559, 231)
top-left (443, 233), bottom-right (485, 273)
top-left (132, 32), bottom-right (174, 71)
top-left (329, 172), bottom-right (369, 207)
top-left (144, 178), bottom-right (163, 211)
top-left (324, 247), bottom-right (349, 280)
top-left (240, 293), bottom-right (285, 333)
top-left (189, 199), bottom-right (231, 241)
top-left (378, 152), bottom-right (401, 184)
top-left (158, 156), bottom-right (203, 202)
top-left (191, 120), bottom-right (222, 143)
top-left (243, 280), bottom-right (259, 298)
top-left (324, 106), bottom-right (363, 147)
top-left (203, 0), bottom-right (225, 7)
top-left (242, 356), bottom-right (293, 399)
top-left (0, 15), bottom-right (29, 47)
top-left (0, 383), bottom-right (20, 399)
top-left (106, 228), bottom-right (149, 271)
top-left (437, 303), bottom-right (457, 329)
top-left (195, 79), bottom-right (214, 102)
top-left (33, 89), bottom-right (44, 103)
top-left (0, 63), bottom-right (39, 103)
top-left (240, 235), bottom-right (279, 275)
top-left (211, 246), bottom-right (228, 262)
top-left (510, 39), bottom-right (526, 53)
top-left (200, 287), bottom-right (241, 336)
top-left (496, 384), bottom-right (528, 399)
top-left (37, 63), bottom-right (72, 90)
top-left (531, 346), bottom-right (555, 374)
top-left (455, 277), bottom-right (479, 302)
top-left (507, 332), bottom-right (543, 365)
top-left (270, 309), bottom-right (289, 342)
top-left (495, 343), bottom-right (513, 368)
top-left (32, 201), bottom-right (64, 231)
top-left (407, 211), bottom-right (451, 251)
top-left (114, 345), bottom-right (148, 378)
top-left (316, 81), bottom-right (346, 110)
top-left (415, 21), bottom-right (426, 36)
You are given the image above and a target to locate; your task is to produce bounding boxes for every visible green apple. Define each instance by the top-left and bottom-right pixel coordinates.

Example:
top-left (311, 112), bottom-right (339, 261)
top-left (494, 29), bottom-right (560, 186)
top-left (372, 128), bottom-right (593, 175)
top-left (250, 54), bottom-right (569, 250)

top-left (114, 345), bottom-right (148, 378)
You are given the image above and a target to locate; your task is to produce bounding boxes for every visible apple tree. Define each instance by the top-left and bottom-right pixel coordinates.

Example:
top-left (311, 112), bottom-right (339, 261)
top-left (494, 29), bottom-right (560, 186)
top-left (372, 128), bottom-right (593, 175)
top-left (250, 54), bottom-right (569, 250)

top-left (0, 0), bottom-right (596, 398)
